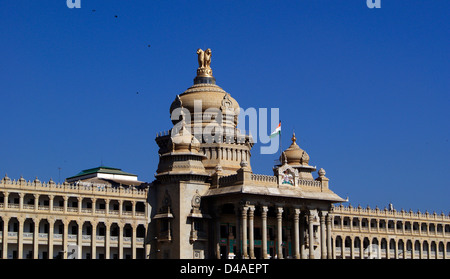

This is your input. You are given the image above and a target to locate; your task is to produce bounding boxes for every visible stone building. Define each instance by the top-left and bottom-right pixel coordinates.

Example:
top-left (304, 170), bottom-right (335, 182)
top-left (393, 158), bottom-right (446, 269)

top-left (0, 49), bottom-right (448, 259)
top-left (330, 204), bottom-right (450, 259)
top-left (148, 48), bottom-right (346, 259)
top-left (0, 167), bottom-right (149, 259)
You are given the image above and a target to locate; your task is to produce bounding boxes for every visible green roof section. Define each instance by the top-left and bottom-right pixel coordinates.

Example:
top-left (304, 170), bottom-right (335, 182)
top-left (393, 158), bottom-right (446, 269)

top-left (67, 166), bottom-right (138, 180)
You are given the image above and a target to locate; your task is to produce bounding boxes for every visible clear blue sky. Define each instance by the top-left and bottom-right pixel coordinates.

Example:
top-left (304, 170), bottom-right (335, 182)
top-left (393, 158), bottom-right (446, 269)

top-left (0, 1), bottom-right (448, 213)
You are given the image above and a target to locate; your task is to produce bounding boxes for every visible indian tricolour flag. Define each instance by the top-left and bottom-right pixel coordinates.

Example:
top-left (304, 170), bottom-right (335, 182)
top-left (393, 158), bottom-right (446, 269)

top-left (270, 121), bottom-right (281, 138)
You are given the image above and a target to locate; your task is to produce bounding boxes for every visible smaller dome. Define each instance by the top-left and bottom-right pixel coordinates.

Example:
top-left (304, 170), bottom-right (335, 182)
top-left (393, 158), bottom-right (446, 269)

top-left (280, 133), bottom-right (310, 165)
top-left (171, 115), bottom-right (200, 153)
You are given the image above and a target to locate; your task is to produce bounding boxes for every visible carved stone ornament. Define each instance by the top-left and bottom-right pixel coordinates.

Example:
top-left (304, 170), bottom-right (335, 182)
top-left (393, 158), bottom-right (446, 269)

top-left (276, 163), bottom-right (298, 186)
top-left (221, 93), bottom-right (233, 110)
top-left (192, 190), bottom-right (201, 208)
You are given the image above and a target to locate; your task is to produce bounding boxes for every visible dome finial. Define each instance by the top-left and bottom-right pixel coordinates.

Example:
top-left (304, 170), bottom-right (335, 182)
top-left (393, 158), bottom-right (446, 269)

top-left (195, 48), bottom-right (216, 84)
top-left (196, 48), bottom-right (213, 77)
top-left (291, 131), bottom-right (296, 143)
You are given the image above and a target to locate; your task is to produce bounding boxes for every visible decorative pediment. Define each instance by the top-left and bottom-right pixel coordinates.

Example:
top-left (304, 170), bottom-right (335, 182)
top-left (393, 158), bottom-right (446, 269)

top-left (276, 162), bottom-right (298, 186)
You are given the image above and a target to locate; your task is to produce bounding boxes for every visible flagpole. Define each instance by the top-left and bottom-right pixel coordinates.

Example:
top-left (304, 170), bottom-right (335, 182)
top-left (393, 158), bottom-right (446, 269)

top-left (279, 120), bottom-right (282, 163)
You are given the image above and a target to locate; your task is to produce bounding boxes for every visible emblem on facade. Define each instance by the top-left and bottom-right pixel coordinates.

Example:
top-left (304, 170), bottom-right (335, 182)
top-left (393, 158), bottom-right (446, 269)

top-left (276, 160), bottom-right (298, 187)
top-left (281, 170), bottom-right (294, 185)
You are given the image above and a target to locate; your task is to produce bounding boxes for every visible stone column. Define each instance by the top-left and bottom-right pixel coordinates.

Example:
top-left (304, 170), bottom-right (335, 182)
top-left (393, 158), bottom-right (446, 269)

top-left (19, 193), bottom-right (24, 210)
top-left (293, 208), bottom-right (301, 259)
top-left (91, 222), bottom-right (97, 259)
top-left (63, 196), bottom-right (68, 214)
top-left (105, 222), bottom-right (111, 259)
top-left (34, 194), bottom-right (39, 211)
top-left (248, 205), bottom-right (255, 259)
top-left (105, 199), bottom-right (110, 216)
top-left (118, 223), bottom-right (124, 259)
top-left (77, 220), bottom-right (83, 259)
top-left (63, 220), bottom-right (68, 259)
top-left (2, 216), bottom-right (9, 259)
top-left (49, 195), bottom-right (54, 213)
top-left (77, 197), bottom-right (82, 214)
top-left (350, 237), bottom-right (354, 259)
top-left (320, 212), bottom-right (327, 259)
top-left (277, 206), bottom-right (283, 259)
top-left (3, 192), bottom-right (9, 210)
top-left (132, 223), bottom-right (137, 259)
top-left (17, 217), bottom-right (24, 259)
top-left (241, 206), bottom-right (248, 259)
top-left (119, 200), bottom-right (123, 217)
top-left (33, 218), bottom-right (39, 259)
top-left (92, 198), bottom-right (96, 215)
top-left (308, 212), bottom-right (314, 259)
top-left (326, 214), bottom-right (332, 259)
top-left (48, 219), bottom-right (54, 259)
top-left (261, 206), bottom-right (268, 259)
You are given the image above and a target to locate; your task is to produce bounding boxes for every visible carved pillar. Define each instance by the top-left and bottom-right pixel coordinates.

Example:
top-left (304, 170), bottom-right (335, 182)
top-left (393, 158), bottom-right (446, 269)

top-left (277, 206), bottom-right (283, 259)
top-left (62, 220), bottom-right (68, 259)
top-left (105, 222), bottom-right (110, 259)
top-left (118, 222), bottom-right (124, 259)
top-left (294, 208), bottom-right (301, 259)
top-left (77, 197), bottom-right (82, 214)
top-left (63, 196), bottom-right (68, 214)
top-left (48, 219), bottom-right (54, 259)
top-left (248, 205), bottom-right (255, 259)
top-left (17, 217), bottom-right (24, 259)
top-left (91, 198), bottom-right (96, 215)
top-left (326, 214), bottom-right (332, 259)
top-left (3, 192), bottom-right (9, 210)
top-left (350, 236), bottom-right (354, 259)
top-left (119, 200), bottom-right (123, 217)
top-left (320, 212), bottom-right (327, 259)
top-left (34, 194), bottom-right (39, 211)
top-left (19, 193), bottom-right (24, 210)
top-left (91, 222), bottom-right (97, 259)
top-left (132, 223), bottom-right (137, 259)
top-left (33, 218), bottom-right (39, 259)
top-left (261, 206), bottom-right (268, 259)
top-left (49, 195), bottom-right (54, 213)
top-left (2, 216), bottom-right (8, 258)
top-left (105, 199), bottom-right (110, 216)
top-left (308, 212), bottom-right (314, 259)
top-left (77, 220), bottom-right (83, 259)
top-left (241, 206), bottom-right (248, 259)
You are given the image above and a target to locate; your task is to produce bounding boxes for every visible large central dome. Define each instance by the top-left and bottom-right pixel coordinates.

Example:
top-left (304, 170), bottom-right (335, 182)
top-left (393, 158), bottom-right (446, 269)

top-left (169, 83), bottom-right (240, 128)
top-left (169, 48), bottom-right (240, 130)
top-left (156, 48), bottom-right (253, 175)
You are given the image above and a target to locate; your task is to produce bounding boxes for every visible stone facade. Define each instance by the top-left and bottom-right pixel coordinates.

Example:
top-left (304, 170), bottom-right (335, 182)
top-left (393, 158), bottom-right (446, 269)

top-left (330, 204), bottom-right (450, 259)
top-left (0, 174), bottom-right (149, 259)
